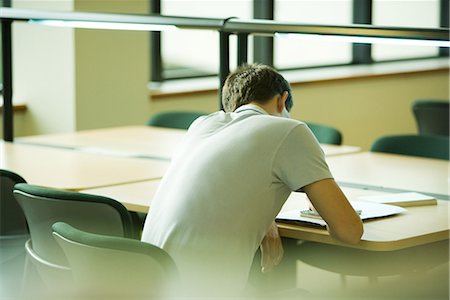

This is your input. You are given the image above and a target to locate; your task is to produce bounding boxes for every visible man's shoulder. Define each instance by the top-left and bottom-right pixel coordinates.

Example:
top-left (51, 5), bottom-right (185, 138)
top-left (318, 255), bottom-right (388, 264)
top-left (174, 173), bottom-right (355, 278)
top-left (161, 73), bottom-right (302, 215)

top-left (255, 115), bottom-right (307, 130)
top-left (190, 111), bottom-right (308, 135)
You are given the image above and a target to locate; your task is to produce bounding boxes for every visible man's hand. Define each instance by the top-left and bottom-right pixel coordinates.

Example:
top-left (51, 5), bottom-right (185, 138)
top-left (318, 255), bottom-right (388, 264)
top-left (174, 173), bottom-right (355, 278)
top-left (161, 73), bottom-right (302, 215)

top-left (260, 221), bottom-right (284, 273)
top-left (303, 179), bottom-right (363, 245)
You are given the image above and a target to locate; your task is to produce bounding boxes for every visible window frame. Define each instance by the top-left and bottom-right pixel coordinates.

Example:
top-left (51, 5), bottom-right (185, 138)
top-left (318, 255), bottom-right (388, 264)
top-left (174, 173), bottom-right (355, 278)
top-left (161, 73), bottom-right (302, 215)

top-left (0, 0), bottom-right (12, 92)
top-left (150, 0), bottom-right (449, 84)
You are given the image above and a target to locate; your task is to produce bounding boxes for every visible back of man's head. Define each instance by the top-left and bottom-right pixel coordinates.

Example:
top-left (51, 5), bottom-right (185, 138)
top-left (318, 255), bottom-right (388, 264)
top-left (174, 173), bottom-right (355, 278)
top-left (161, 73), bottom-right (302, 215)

top-left (221, 63), bottom-right (293, 113)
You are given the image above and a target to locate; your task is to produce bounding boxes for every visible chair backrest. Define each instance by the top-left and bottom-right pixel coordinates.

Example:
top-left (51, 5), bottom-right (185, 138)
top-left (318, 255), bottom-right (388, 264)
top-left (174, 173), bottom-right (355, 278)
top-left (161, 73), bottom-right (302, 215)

top-left (146, 111), bottom-right (207, 129)
top-left (370, 134), bottom-right (449, 160)
top-left (13, 183), bottom-right (136, 266)
top-left (412, 100), bottom-right (449, 136)
top-left (52, 222), bottom-right (179, 297)
top-left (306, 122), bottom-right (343, 145)
top-left (0, 169), bottom-right (28, 235)
top-left (24, 239), bottom-right (73, 295)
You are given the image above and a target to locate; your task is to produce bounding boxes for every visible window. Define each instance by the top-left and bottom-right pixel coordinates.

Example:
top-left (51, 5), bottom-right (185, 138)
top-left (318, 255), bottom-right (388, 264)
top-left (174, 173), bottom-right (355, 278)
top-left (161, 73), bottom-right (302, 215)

top-left (0, 0), bottom-right (11, 91)
top-left (274, 0), bottom-right (353, 69)
top-left (152, 0), bottom-right (448, 84)
top-left (157, 0), bottom-right (252, 80)
top-left (372, 0), bottom-right (440, 61)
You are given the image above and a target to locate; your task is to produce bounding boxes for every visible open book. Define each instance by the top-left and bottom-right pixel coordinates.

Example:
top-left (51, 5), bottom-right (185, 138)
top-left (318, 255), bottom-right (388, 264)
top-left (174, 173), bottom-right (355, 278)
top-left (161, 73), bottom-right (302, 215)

top-left (276, 201), bottom-right (406, 227)
top-left (357, 192), bottom-right (437, 207)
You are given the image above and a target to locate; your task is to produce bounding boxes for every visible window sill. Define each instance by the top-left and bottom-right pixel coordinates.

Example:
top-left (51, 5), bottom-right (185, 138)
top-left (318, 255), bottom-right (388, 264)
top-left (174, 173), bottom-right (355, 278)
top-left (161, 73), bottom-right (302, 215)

top-left (149, 76), bottom-right (219, 99)
top-left (0, 102), bottom-right (27, 113)
top-left (150, 58), bottom-right (449, 100)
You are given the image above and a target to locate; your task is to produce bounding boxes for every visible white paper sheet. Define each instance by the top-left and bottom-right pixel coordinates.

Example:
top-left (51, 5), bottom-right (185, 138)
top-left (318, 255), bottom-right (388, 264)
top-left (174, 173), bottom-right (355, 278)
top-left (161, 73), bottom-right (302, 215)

top-left (276, 200), bottom-right (406, 226)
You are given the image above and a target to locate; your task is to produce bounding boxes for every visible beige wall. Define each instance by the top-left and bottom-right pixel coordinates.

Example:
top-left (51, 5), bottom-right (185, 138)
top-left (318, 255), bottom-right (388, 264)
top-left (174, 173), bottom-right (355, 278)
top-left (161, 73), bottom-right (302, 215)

top-left (291, 71), bottom-right (449, 149)
top-left (10, 22), bottom-right (76, 136)
top-left (2, 0), bottom-right (149, 137)
top-left (73, 28), bottom-right (150, 130)
top-left (8, 1), bottom-right (75, 137)
top-left (4, 68), bottom-right (448, 150)
top-left (148, 71), bottom-right (449, 150)
top-left (73, 0), bottom-right (150, 130)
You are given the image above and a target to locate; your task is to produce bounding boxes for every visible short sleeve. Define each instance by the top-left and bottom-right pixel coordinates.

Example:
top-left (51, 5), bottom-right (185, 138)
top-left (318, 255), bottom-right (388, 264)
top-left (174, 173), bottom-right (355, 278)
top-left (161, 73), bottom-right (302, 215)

top-left (272, 123), bottom-right (333, 191)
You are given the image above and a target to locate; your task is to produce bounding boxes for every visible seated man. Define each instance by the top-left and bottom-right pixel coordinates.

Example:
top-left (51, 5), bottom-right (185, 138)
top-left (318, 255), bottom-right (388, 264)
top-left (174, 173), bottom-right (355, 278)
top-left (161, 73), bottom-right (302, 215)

top-left (141, 63), bottom-right (363, 296)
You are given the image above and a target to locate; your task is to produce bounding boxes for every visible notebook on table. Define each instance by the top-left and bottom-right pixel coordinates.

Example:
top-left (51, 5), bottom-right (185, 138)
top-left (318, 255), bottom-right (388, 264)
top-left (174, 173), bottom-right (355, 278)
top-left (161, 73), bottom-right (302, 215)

top-left (276, 201), bottom-right (406, 227)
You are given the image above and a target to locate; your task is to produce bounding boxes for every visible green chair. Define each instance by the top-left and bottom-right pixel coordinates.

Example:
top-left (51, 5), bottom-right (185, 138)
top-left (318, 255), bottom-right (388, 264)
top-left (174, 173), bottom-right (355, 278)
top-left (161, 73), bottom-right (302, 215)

top-left (14, 183), bottom-right (137, 265)
top-left (147, 111), bottom-right (207, 130)
top-left (13, 183), bottom-right (138, 293)
top-left (371, 134), bottom-right (449, 160)
top-left (52, 222), bottom-right (179, 297)
top-left (306, 122), bottom-right (343, 145)
top-left (412, 100), bottom-right (449, 137)
top-left (0, 170), bottom-right (29, 298)
top-left (0, 169), bottom-right (28, 236)
top-left (23, 239), bottom-right (72, 297)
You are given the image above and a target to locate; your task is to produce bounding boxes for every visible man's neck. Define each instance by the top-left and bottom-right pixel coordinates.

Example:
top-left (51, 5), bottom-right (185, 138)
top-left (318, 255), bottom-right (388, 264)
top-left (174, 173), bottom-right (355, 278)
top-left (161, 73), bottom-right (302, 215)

top-left (249, 99), bottom-right (279, 117)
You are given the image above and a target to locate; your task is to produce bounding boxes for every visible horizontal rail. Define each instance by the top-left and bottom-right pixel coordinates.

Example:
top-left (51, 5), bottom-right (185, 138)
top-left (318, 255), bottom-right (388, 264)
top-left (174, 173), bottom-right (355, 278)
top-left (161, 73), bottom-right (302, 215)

top-left (1, 8), bottom-right (449, 43)
top-left (0, 8), bottom-right (226, 30)
top-left (224, 18), bottom-right (450, 42)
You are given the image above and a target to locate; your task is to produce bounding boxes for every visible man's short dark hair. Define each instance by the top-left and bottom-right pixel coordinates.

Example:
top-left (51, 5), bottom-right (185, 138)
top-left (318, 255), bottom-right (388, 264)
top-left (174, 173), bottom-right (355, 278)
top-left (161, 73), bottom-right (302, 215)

top-left (221, 63), bottom-right (293, 113)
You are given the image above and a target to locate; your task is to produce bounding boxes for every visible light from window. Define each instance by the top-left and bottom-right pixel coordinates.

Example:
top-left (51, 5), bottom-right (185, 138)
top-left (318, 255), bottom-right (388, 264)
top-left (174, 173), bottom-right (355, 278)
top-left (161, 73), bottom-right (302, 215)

top-left (274, 0), bottom-right (353, 69)
top-left (161, 0), bottom-right (252, 78)
top-left (372, 0), bottom-right (440, 61)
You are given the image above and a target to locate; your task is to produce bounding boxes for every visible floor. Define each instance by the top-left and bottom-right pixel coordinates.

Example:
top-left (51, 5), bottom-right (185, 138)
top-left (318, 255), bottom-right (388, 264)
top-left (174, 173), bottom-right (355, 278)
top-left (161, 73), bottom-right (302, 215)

top-left (0, 235), bottom-right (28, 300)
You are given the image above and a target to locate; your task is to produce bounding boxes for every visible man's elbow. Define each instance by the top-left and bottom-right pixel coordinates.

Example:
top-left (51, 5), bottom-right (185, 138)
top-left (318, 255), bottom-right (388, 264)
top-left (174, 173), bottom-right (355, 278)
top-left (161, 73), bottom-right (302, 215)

top-left (331, 220), bottom-right (364, 245)
top-left (343, 224), bottom-right (364, 245)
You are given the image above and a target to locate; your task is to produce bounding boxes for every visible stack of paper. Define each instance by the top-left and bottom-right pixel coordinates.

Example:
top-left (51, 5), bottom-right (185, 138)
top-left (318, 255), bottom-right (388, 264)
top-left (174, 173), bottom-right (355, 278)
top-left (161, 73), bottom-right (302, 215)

top-left (357, 192), bottom-right (437, 207)
top-left (276, 201), bottom-right (406, 227)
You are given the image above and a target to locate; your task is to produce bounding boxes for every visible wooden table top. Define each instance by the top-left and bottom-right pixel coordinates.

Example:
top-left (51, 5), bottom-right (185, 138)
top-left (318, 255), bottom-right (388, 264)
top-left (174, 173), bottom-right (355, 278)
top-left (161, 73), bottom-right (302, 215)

top-left (326, 152), bottom-right (449, 198)
top-left (17, 126), bottom-right (187, 160)
top-left (18, 126), bottom-right (361, 159)
top-left (1, 141), bottom-right (169, 191)
top-left (81, 180), bottom-right (161, 213)
top-left (81, 180), bottom-right (449, 252)
top-left (278, 189), bottom-right (449, 251)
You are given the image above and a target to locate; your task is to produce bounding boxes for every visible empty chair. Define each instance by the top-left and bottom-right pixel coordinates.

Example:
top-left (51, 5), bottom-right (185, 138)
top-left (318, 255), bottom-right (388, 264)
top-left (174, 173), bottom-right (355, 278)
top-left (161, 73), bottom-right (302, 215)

top-left (13, 183), bottom-right (138, 292)
top-left (52, 222), bottom-right (179, 297)
top-left (306, 122), bottom-right (343, 145)
top-left (23, 239), bottom-right (72, 296)
top-left (0, 170), bottom-right (29, 298)
top-left (147, 111), bottom-right (207, 130)
top-left (371, 134), bottom-right (449, 160)
top-left (14, 183), bottom-right (137, 266)
top-left (412, 100), bottom-right (449, 136)
top-left (0, 169), bottom-right (28, 236)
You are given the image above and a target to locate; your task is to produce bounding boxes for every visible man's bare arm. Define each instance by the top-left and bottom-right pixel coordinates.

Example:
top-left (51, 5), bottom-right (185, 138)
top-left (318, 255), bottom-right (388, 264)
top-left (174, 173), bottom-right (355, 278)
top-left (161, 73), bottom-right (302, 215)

top-left (302, 178), bottom-right (363, 244)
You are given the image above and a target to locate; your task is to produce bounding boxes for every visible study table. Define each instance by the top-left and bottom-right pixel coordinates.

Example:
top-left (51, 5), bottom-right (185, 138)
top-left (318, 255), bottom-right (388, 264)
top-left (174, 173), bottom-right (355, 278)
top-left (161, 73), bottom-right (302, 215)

top-left (16, 126), bottom-right (187, 160)
top-left (17, 125), bottom-right (361, 159)
top-left (0, 141), bottom-right (169, 191)
top-left (78, 149), bottom-right (448, 298)
top-left (81, 180), bottom-right (449, 252)
top-left (9, 130), bottom-right (449, 251)
top-left (326, 151), bottom-right (449, 199)
top-left (277, 190), bottom-right (449, 251)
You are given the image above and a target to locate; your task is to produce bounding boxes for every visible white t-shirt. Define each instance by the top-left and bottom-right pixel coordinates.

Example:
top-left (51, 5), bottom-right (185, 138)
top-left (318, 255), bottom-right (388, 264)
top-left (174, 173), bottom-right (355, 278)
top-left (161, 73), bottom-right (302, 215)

top-left (141, 104), bottom-right (332, 296)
